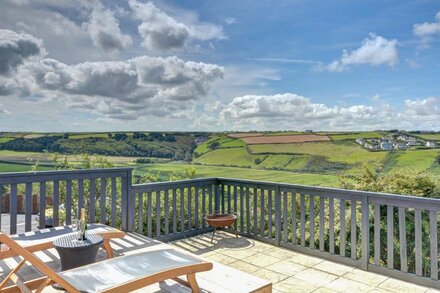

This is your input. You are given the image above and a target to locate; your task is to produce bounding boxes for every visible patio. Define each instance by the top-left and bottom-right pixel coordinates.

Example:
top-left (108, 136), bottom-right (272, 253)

top-left (0, 231), bottom-right (437, 293)
top-left (2, 168), bottom-right (440, 292)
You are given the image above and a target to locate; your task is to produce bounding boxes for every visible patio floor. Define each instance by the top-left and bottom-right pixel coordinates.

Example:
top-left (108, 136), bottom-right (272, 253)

top-left (1, 231), bottom-right (439, 293)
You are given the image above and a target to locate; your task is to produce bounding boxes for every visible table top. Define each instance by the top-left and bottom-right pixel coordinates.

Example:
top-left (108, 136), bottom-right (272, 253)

top-left (53, 233), bottom-right (103, 249)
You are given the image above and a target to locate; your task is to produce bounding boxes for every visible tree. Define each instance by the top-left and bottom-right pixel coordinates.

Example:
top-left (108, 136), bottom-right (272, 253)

top-left (114, 133), bottom-right (128, 141)
top-left (208, 141), bottom-right (220, 150)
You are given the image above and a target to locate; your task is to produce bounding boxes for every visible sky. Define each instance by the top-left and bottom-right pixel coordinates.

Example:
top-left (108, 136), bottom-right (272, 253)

top-left (0, 0), bottom-right (439, 132)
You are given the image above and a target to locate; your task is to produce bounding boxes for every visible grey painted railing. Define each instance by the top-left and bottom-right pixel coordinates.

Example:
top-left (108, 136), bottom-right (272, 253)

top-left (0, 168), bottom-right (132, 234)
top-left (1, 168), bottom-right (439, 288)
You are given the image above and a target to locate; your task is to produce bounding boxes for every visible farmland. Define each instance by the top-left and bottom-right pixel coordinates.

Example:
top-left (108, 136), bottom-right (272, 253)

top-left (1, 131), bottom-right (440, 187)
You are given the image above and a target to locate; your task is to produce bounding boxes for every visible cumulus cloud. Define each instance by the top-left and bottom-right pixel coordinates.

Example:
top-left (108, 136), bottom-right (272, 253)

top-left (317, 34), bottom-right (399, 72)
top-left (87, 7), bottom-right (132, 52)
top-left (195, 93), bottom-right (440, 131)
top-left (128, 0), bottom-right (224, 51)
top-left (0, 29), bottom-right (45, 75)
top-left (0, 29), bottom-right (224, 121)
top-left (413, 12), bottom-right (440, 45)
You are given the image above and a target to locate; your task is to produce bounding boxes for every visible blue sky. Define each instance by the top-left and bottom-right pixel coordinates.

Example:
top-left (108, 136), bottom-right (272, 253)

top-left (0, 0), bottom-right (439, 131)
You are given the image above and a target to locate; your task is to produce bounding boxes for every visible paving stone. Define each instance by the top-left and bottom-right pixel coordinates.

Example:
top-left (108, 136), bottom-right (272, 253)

top-left (206, 253), bottom-right (237, 265)
top-left (242, 254), bottom-right (282, 267)
top-left (228, 260), bottom-right (261, 273)
top-left (324, 277), bottom-right (375, 293)
top-left (266, 260), bottom-right (307, 276)
top-left (343, 268), bottom-right (388, 287)
top-left (252, 268), bottom-right (290, 284)
top-left (378, 278), bottom-right (429, 293)
top-left (273, 276), bottom-right (320, 293)
top-left (287, 253), bottom-right (324, 267)
top-left (313, 261), bottom-right (354, 276)
top-left (294, 268), bottom-right (338, 287)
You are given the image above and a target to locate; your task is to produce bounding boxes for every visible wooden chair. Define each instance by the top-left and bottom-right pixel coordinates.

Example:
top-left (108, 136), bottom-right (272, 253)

top-left (0, 224), bottom-right (125, 260)
top-left (0, 231), bottom-right (213, 293)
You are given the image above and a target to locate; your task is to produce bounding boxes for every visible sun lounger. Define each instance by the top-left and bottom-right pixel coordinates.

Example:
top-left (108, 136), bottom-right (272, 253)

top-left (0, 224), bottom-right (125, 260)
top-left (0, 231), bottom-right (212, 293)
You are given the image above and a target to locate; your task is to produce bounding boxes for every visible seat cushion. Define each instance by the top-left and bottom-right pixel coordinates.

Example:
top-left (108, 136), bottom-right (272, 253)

top-left (58, 249), bottom-right (204, 292)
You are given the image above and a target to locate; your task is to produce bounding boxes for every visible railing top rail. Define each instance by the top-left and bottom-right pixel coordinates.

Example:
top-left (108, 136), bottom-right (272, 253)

top-left (132, 177), bottom-right (217, 191)
top-left (0, 167), bottom-right (133, 184)
top-left (217, 177), bottom-right (440, 208)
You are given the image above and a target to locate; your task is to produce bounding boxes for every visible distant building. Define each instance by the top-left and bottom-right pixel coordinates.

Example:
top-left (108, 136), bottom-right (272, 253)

top-left (393, 142), bottom-right (408, 150)
top-left (426, 141), bottom-right (437, 148)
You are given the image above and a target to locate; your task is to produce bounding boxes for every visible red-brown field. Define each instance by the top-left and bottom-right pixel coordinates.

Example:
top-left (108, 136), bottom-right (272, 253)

top-left (241, 134), bottom-right (330, 144)
top-left (227, 133), bottom-right (264, 138)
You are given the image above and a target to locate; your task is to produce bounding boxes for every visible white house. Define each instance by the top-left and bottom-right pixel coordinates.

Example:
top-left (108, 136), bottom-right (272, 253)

top-left (426, 141), bottom-right (437, 148)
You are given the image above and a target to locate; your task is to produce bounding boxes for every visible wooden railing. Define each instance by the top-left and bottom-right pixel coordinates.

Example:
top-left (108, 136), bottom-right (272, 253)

top-left (1, 169), bottom-right (439, 288)
top-left (0, 168), bottom-right (132, 234)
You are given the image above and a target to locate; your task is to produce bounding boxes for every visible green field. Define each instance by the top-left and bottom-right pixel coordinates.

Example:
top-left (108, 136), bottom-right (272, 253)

top-left (393, 149), bottom-right (440, 172)
top-left (194, 147), bottom-right (261, 167)
top-left (249, 141), bottom-right (387, 165)
top-left (0, 162), bottom-right (53, 172)
top-left (330, 131), bottom-right (384, 141)
top-left (69, 133), bottom-right (110, 139)
top-left (258, 155), bottom-right (293, 169)
top-left (0, 137), bottom-right (14, 143)
top-left (136, 163), bottom-right (339, 186)
top-left (414, 134), bottom-right (440, 141)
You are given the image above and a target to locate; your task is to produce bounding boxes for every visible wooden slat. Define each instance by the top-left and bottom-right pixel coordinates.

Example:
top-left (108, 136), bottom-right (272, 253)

top-left (310, 195), bottom-right (315, 249)
top-left (188, 188), bottom-right (192, 230)
top-left (260, 189), bottom-right (265, 237)
top-left (430, 210), bottom-right (438, 280)
top-left (253, 188), bottom-right (257, 236)
top-left (233, 186), bottom-right (237, 230)
top-left (374, 204), bottom-right (380, 265)
top-left (414, 209), bottom-right (422, 276)
top-left (209, 185), bottom-right (213, 214)
top-left (268, 190), bottom-right (272, 238)
top-left (110, 177), bottom-right (116, 227)
top-left (10, 183), bottom-right (17, 234)
top-left (52, 181), bottom-right (59, 227)
top-left (0, 184), bottom-right (2, 229)
top-left (227, 185), bottom-right (231, 214)
top-left (100, 178), bottom-right (107, 224)
top-left (25, 182), bottom-right (32, 232)
top-left (329, 197), bottom-right (334, 254)
top-left (361, 197), bottom-right (369, 270)
top-left (138, 193), bottom-right (144, 234)
top-left (180, 187), bottom-right (185, 232)
top-left (65, 179), bottom-right (72, 225)
top-left (174, 189), bottom-right (178, 233)
top-left (275, 187), bottom-right (281, 246)
top-left (38, 182), bottom-right (46, 229)
top-left (221, 184), bottom-right (225, 213)
top-left (194, 187), bottom-right (199, 230)
top-left (147, 192), bottom-right (152, 237)
top-left (89, 178), bottom-right (96, 224)
top-left (78, 179), bottom-right (84, 212)
top-left (398, 207), bottom-right (407, 272)
top-left (246, 187), bottom-right (251, 235)
top-left (292, 192), bottom-right (297, 245)
top-left (387, 205), bottom-right (394, 269)
top-left (351, 200), bottom-right (357, 260)
top-left (165, 189), bottom-right (170, 235)
top-left (340, 199), bottom-right (346, 257)
top-left (283, 191), bottom-right (288, 242)
top-left (156, 191), bottom-right (161, 238)
top-left (319, 196), bottom-right (324, 251)
top-left (240, 186), bottom-right (244, 232)
top-left (300, 193), bottom-right (305, 247)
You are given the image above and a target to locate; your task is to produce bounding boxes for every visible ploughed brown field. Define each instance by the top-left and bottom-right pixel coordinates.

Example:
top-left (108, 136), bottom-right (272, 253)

top-left (241, 134), bottom-right (330, 144)
top-left (227, 133), bottom-right (264, 138)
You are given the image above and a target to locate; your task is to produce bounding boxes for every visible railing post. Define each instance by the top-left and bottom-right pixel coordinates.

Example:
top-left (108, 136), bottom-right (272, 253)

top-left (275, 186), bottom-right (281, 246)
top-left (361, 195), bottom-right (370, 270)
top-left (121, 169), bottom-right (133, 232)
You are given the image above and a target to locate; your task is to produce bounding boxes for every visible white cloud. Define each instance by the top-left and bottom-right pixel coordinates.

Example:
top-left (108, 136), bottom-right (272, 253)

top-left (225, 17), bottom-right (237, 25)
top-left (128, 0), bottom-right (224, 51)
top-left (87, 7), bottom-right (132, 53)
top-left (318, 34), bottom-right (399, 72)
top-left (0, 29), bottom-right (224, 121)
top-left (413, 12), bottom-right (440, 38)
top-left (195, 93), bottom-right (440, 131)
